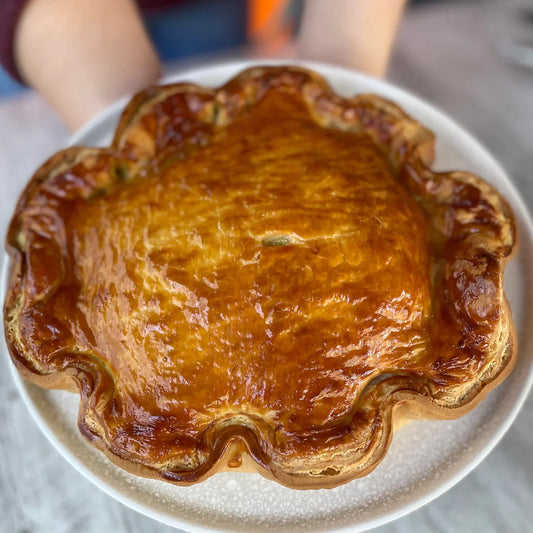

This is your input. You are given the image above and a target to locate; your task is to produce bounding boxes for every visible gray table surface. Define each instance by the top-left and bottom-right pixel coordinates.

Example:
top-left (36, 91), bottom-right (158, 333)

top-left (1, 1), bottom-right (532, 532)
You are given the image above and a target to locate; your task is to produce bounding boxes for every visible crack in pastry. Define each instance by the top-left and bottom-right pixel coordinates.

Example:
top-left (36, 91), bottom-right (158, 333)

top-left (3, 66), bottom-right (516, 489)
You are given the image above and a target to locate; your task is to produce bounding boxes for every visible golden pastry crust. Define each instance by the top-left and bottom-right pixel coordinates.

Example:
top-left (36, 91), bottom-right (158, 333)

top-left (4, 66), bottom-right (516, 489)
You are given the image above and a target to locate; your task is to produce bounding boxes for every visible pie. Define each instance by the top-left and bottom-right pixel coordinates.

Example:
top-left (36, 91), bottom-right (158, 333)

top-left (3, 66), bottom-right (517, 489)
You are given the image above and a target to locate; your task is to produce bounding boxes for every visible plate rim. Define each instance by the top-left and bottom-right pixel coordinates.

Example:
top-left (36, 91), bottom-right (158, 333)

top-left (3, 58), bottom-right (533, 533)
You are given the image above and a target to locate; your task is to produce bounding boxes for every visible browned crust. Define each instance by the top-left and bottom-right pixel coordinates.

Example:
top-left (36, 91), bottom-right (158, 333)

top-left (3, 66), bottom-right (517, 489)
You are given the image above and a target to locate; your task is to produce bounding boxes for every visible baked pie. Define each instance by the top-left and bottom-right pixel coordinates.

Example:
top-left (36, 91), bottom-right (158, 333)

top-left (4, 66), bottom-right (516, 489)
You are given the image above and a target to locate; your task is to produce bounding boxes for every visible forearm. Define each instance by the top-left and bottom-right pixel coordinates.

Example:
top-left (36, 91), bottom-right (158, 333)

top-left (298, 0), bottom-right (407, 77)
top-left (14, 0), bottom-right (161, 130)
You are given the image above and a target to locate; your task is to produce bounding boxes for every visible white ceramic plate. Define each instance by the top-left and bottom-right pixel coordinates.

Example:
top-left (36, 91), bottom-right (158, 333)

top-left (2, 60), bottom-right (533, 533)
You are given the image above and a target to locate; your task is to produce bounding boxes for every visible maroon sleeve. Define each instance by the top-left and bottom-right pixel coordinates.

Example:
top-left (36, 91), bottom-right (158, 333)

top-left (0, 0), bottom-right (29, 82)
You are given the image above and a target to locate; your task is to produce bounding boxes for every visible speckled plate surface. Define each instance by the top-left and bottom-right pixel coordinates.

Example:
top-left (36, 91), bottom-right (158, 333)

top-left (2, 60), bottom-right (533, 533)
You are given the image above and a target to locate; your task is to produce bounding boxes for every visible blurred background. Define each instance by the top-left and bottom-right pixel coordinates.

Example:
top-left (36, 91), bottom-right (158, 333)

top-left (1, 0), bottom-right (532, 532)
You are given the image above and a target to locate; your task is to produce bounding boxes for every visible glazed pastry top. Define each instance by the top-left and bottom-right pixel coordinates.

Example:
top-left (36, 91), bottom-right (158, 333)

top-left (4, 67), bottom-right (516, 486)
